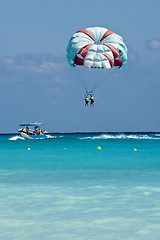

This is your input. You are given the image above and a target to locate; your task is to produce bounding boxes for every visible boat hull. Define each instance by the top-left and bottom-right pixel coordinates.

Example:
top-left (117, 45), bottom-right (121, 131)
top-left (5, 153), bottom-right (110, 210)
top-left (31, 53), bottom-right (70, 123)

top-left (20, 132), bottom-right (47, 139)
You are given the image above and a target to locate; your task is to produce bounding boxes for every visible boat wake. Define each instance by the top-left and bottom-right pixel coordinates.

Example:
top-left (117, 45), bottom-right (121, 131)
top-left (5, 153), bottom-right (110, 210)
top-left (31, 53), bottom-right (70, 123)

top-left (80, 133), bottom-right (160, 140)
top-left (9, 135), bottom-right (56, 140)
top-left (46, 135), bottom-right (56, 139)
top-left (9, 135), bottom-right (25, 141)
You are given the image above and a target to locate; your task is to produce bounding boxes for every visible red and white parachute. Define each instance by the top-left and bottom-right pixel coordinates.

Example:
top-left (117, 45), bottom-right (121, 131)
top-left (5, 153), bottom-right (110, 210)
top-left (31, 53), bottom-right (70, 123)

top-left (66, 27), bottom-right (127, 92)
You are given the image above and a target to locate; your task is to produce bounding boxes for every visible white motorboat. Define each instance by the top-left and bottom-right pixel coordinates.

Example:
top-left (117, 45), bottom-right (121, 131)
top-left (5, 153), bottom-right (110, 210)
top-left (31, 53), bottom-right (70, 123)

top-left (19, 123), bottom-right (48, 139)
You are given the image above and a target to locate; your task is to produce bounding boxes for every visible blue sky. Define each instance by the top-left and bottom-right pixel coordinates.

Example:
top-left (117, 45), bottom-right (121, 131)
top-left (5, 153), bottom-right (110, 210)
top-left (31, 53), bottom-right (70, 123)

top-left (0, 0), bottom-right (160, 133)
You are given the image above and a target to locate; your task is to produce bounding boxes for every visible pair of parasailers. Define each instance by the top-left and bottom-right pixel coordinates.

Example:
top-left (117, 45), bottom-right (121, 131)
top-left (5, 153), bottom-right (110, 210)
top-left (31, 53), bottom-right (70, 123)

top-left (85, 95), bottom-right (95, 107)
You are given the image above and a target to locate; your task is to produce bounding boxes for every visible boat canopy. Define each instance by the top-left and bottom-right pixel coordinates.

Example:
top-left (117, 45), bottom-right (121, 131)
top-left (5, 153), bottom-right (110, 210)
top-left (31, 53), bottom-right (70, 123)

top-left (19, 122), bottom-right (42, 127)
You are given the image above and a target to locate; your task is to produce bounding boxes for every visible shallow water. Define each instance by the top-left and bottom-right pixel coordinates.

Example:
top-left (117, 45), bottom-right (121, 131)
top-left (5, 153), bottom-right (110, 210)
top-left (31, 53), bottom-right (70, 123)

top-left (0, 133), bottom-right (160, 240)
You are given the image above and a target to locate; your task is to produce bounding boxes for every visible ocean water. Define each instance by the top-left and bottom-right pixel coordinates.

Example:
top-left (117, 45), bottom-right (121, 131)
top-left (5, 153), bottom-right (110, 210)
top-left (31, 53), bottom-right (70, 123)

top-left (0, 132), bottom-right (160, 240)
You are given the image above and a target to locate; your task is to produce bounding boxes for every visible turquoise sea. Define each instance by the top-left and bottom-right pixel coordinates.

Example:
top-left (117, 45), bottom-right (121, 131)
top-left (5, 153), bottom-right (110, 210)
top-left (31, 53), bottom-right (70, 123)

top-left (0, 132), bottom-right (160, 240)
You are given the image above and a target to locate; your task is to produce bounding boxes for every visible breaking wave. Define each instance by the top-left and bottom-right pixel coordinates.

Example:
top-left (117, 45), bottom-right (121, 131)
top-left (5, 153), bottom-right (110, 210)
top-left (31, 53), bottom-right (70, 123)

top-left (80, 133), bottom-right (160, 140)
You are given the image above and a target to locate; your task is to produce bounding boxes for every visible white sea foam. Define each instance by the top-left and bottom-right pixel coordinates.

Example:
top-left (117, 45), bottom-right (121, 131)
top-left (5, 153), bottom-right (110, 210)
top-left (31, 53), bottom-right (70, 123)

top-left (46, 135), bottom-right (56, 138)
top-left (9, 135), bottom-right (57, 140)
top-left (46, 135), bottom-right (52, 138)
top-left (9, 135), bottom-right (25, 140)
top-left (80, 134), bottom-right (160, 140)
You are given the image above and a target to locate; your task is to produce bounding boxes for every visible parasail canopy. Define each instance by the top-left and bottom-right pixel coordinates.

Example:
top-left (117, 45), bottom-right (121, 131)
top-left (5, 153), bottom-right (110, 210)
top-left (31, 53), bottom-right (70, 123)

top-left (66, 27), bottom-right (128, 92)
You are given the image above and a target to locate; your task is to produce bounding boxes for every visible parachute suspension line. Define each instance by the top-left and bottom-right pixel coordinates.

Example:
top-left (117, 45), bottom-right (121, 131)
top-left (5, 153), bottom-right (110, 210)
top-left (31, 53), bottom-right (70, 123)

top-left (74, 66), bottom-right (88, 91)
top-left (84, 68), bottom-right (107, 92)
top-left (82, 67), bottom-right (93, 92)
top-left (91, 68), bottom-right (112, 91)
top-left (84, 68), bottom-right (104, 92)
top-left (84, 67), bottom-right (89, 91)
top-left (92, 67), bottom-right (117, 91)
top-left (92, 69), bottom-right (104, 90)
top-left (86, 67), bottom-right (93, 92)
top-left (73, 65), bottom-right (117, 93)
top-left (83, 67), bottom-right (91, 91)
top-left (91, 69), bottom-right (107, 91)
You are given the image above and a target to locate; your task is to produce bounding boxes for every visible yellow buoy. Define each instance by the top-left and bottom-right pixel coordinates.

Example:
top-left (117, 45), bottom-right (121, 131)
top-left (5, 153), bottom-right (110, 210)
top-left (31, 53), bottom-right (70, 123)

top-left (133, 149), bottom-right (137, 151)
top-left (27, 148), bottom-right (31, 151)
top-left (97, 146), bottom-right (101, 150)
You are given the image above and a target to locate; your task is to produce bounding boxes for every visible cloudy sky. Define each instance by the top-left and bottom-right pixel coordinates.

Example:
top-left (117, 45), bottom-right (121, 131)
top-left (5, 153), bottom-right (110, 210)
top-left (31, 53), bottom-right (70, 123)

top-left (0, 0), bottom-right (160, 133)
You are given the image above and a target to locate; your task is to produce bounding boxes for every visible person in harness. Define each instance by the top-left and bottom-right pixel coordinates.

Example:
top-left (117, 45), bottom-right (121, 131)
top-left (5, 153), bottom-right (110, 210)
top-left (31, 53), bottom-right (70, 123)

top-left (85, 96), bottom-right (89, 106)
top-left (90, 95), bottom-right (95, 107)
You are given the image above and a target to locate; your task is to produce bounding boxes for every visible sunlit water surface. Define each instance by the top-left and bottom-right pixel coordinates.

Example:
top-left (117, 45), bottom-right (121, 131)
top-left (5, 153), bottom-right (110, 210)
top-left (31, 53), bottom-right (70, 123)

top-left (0, 132), bottom-right (160, 240)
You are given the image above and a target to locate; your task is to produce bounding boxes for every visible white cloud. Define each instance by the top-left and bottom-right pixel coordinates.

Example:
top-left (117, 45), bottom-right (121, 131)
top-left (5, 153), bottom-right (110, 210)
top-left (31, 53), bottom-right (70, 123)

top-left (146, 38), bottom-right (160, 50)
top-left (0, 53), bottom-right (65, 76)
top-left (127, 47), bottom-right (139, 63)
top-left (128, 51), bottom-right (138, 62)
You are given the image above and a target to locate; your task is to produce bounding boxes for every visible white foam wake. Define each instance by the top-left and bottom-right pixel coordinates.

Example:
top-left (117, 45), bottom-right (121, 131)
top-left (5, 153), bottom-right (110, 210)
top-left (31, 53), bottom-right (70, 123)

top-left (46, 135), bottom-right (56, 139)
top-left (9, 135), bottom-right (25, 140)
top-left (80, 134), bottom-right (160, 140)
